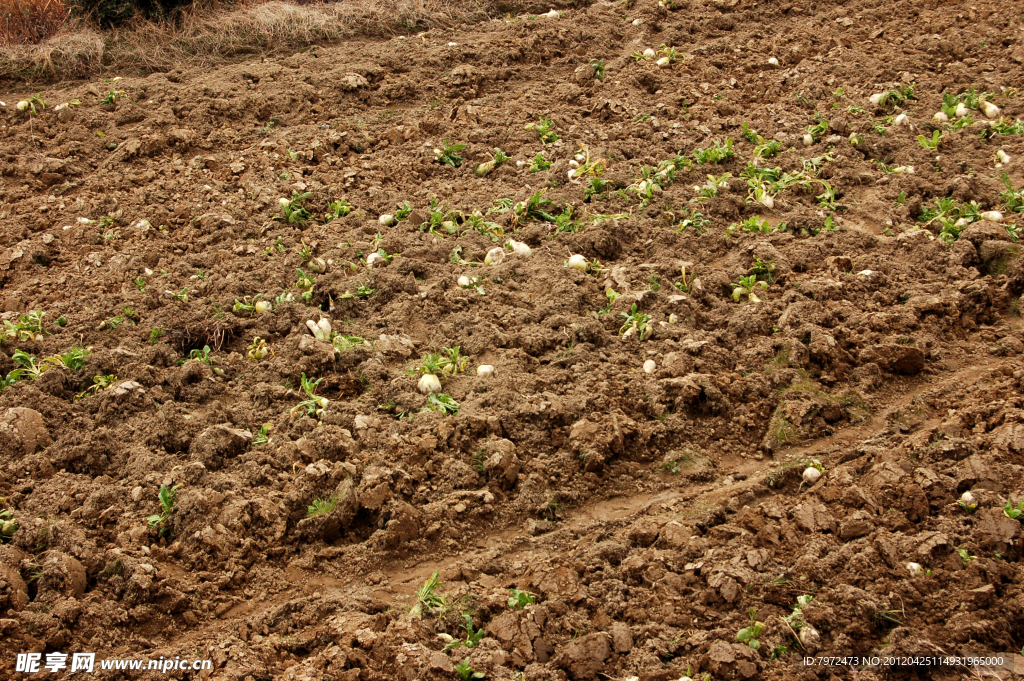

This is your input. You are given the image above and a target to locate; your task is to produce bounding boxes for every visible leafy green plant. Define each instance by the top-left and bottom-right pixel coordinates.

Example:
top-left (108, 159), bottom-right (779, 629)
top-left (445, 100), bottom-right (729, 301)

top-left (1003, 501), bottom-right (1023, 521)
top-left (507, 589), bottom-right (536, 610)
top-left (1, 310), bottom-right (46, 343)
top-left (0, 509), bottom-right (17, 543)
top-left (527, 116), bottom-right (559, 144)
top-left (424, 393), bottom-right (460, 415)
top-left (434, 139), bottom-right (466, 167)
top-left (514, 189), bottom-right (559, 225)
top-left (307, 495), bottom-right (338, 517)
top-left (149, 328), bottom-right (164, 345)
top-left (43, 346), bottom-right (90, 371)
top-left (411, 571), bottom-right (446, 617)
top-left (324, 199), bottom-right (354, 221)
top-left (445, 614), bottom-right (486, 650)
top-left (455, 658), bottom-right (485, 681)
top-left (590, 58), bottom-right (606, 81)
top-left (805, 115), bottom-right (828, 143)
top-left (694, 172), bottom-right (732, 198)
top-left (733, 275), bottom-right (768, 303)
top-left (917, 130), bottom-right (942, 150)
top-left (274, 191), bottom-right (312, 226)
top-left (292, 373), bottom-right (328, 419)
top-left (957, 547), bottom-right (976, 565)
top-left (146, 484), bottom-right (181, 537)
top-left (252, 424), bottom-right (272, 447)
top-left (737, 608), bottom-right (764, 650)
top-left (12, 350), bottom-right (45, 379)
top-left (619, 304), bottom-right (652, 340)
top-left (101, 89), bottom-right (125, 105)
top-left (529, 152), bottom-right (552, 172)
top-left (247, 336), bottom-right (272, 360)
top-left (75, 374), bottom-right (117, 400)
top-left (876, 83), bottom-right (916, 110)
top-left (692, 138), bottom-right (736, 164)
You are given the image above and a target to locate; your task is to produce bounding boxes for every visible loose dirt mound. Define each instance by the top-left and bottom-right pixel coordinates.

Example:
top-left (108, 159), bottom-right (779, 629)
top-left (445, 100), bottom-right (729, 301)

top-left (2, 0), bottom-right (1024, 679)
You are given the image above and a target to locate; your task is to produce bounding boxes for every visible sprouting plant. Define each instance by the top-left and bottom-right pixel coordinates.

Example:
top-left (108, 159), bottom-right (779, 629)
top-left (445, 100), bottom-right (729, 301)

top-left (395, 201), bottom-right (413, 221)
top-left (753, 139), bottom-right (781, 159)
top-left (526, 116), bottom-right (559, 144)
top-left (424, 393), bottom-right (460, 415)
top-left (529, 152), bottom-right (552, 173)
top-left (0, 509), bottom-right (17, 543)
top-left (1, 310), bottom-right (46, 343)
top-left (252, 423), bottom-right (272, 447)
top-left (507, 589), bottom-right (536, 610)
top-left (737, 608), bottom-right (764, 650)
top-left (292, 373), bottom-right (328, 419)
top-left (1000, 173), bottom-right (1024, 213)
top-left (247, 336), bottom-right (272, 360)
top-left (75, 374), bottom-right (117, 400)
top-left (805, 115), bottom-right (828, 143)
top-left (332, 334), bottom-right (367, 353)
top-left (434, 139), bottom-right (466, 167)
top-left (692, 138), bottom-right (736, 164)
top-left (274, 191), bottom-right (312, 226)
top-left (1004, 501), bottom-right (1024, 521)
top-left (134, 277), bottom-right (147, 291)
top-left (445, 614), bottom-right (486, 650)
top-left (876, 83), bottom-right (916, 110)
top-left (307, 495), bottom-right (338, 518)
top-left (514, 189), bottom-right (559, 225)
top-left (169, 287), bottom-right (189, 302)
top-left (674, 264), bottom-right (695, 293)
top-left (741, 122), bottom-right (759, 143)
top-left (233, 295), bottom-right (269, 316)
top-left (733, 275), bottom-right (768, 303)
top-left (957, 548), bottom-right (976, 565)
top-left (189, 345), bottom-right (214, 365)
top-left (591, 58), bottom-right (606, 81)
top-left (149, 328), bottom-right (164, 345)
top-left (43, 346), bottom-right (90, 371)
top-left (676, 210), bottom-right (709, 234)
top-left (12, 350), bottom-right (45, 379)
top-left (455, 658), bottom-right (484, 681)
top-left (411, 571), bottom-right (446, 617)
top-left (782, 594), bottom-right (813, 631)
top-left (694, 172), bottom-right (731, 198)
top-left (619, 304), bottom-right (653, 340)
top-left (17, 93), bottom-right (46, 116)
top-left (751, 257), bottom-right (776, 282)
top-left (146, 484), bottom-right (181, 538)
top-left (918, 130), bottom-right (942, 150)
top-left (101, 89), bottom-right (125, 105)
top-left (726, 215), bottom-right (774, 237)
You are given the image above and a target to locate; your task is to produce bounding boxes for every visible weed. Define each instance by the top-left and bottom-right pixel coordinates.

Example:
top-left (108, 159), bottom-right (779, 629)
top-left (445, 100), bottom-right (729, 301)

top-left (292, 373), bottom-right (328, 420)
top-left (692, 138), bottom-right (736, 164)
top-left (514, 189), bottom-right (559, 225)
top-left (445, 614), bottom-right (486, 650)
top-left (527, 116), bottom-right (559, 144)
top-left (424, 393), bottom-right (460, 415)
top-left (619, 304), bottom-right (652, 340)
top-left (529, 152), bottom-right (552, 172)
top-left (307, 495), bottom-right (338, 517)
top-left (434, 139), bottom-right (466, 167)
top-left (455, 658), bottom-right (484, 681)
top-left (252, 424), bottom-right (272, 447)
top-left (507, 589), bottom-right (536, 610)
top-left (75, 374), bottom-right (117, 400)
top-left (737, 608), bottom-right (764, 650)
top-left (146, 484), bottom-right (181, 537)
top-left (148, 328), bottom-right (164, 345)
top-left (274, 191), bottom-right (312, 226)
top-left (411, 571), bottom-right (446, 617)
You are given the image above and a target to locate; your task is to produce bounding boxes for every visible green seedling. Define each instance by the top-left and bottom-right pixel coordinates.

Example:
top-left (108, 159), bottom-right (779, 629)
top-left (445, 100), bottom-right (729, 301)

top-left (591, 59), bottom-right (606, 81)
top-left (424, 393), bottom-right (460, 415)
top-left (434, 139), bottom-right (466, 167)
top-left (395, 201), bottom-right (413, 221)
top-left (12, 350), bottom-right (45, 379)
top-left (676, 211), bottom-right (709, 234)
top-left (694, 172), bottom-right (732, 198)
top-left (295, 269), bottom-right (315, 302)
top-left (274, 191), bottom-right (312, 226)
top-left (75, 374), bottom-right (117, 400)
top-left (252, 423), bottom-right (272, 447)
top-left (43, 346), bottom-right (90, 371)
top-left (292, 373), bottom-right (328, 420)
top-left (513, 189), bottom-right (558, 225)
top-left (445, 614), bottom-right (486, 651)
top-left (149, 328), bottom-right (164, 345)
top-left (410, 571), bottom-right (446, 617)
top-left (234, 295), bottom-right (271, 316)
top-left (876, 83), bottom-right (916, 110)
top-left (733, 275), bottom-right (768, 303)
top-left (1, 310), bottom-right (46, 343)
top-left (17, 93), bottom-right (46, 116)
top-left (1000, 173), bottom-right (1024, 213)
top-left (526, 116), bottom-right (558, 144)
top-left (247, 336), bottom-right (272, 360)
top-left (957, 547), bottom-right (976, 565)
top-left (146, 484), bottom-right (181, 537)
top-left (474, 148), bottom-right (510, 177)
top-left (455, 658), bottom-right (484, 681)
top-left (189, 345), bottom-right (214, 365)
top-left (325, 199), bottom-right (354, 221)
top-left (0, 509), bottom-right (18, 543)
top-left (507, 589), bottom-right (536, 610)
top-left (918, 130), bottom-right (942, 150)
top-left (338, 283), bottom-right (375, 299)
top-left (692, 138), bottom-right (736, 164)
top-left (168, 288), bottom-right (189, 302)
top-left (101, 90), bottom-right (125, 105)
top-left (619, 304), bottom-right (652, 340)
top-left (753, 139), bottom-right (781, 158)
top-left (805, 115), bottom-right (828, 143)
top-left (134, 277), bottom-right (147, 291)
top-left (737, 609), bottom-right (764, 650)
top-left (528, 152), bottom-right (552, 172)
top-left (307, 495), bottom-right (338, 518)
top-left (332, 334), bottom-right (368, 353)
top-left (1003, 501), bottom-right (1023, 520)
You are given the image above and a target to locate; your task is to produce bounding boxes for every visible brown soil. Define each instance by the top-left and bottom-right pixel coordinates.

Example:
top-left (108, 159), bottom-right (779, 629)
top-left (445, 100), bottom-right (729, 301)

top-left (2, 0), bottom-right (1024, 679)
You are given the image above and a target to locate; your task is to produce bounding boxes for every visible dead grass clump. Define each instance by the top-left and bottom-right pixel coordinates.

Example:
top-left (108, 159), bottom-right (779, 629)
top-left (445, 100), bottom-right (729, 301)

top-left (0, 0), bottom-right (510, 81)
top-left (1, 0), bottom-right (71, 46)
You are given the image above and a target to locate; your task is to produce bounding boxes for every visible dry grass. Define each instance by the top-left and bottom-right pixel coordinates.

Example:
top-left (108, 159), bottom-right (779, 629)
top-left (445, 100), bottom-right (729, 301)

top-left (0, 0), bottom-right (514, 82)
top-left (1, 0), bottom-right (71, 46)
